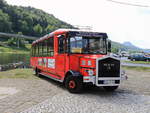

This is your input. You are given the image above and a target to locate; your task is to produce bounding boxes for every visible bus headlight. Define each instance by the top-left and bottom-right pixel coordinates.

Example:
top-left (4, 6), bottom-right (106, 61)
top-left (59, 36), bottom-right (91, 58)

top-left (88, 70), bottom-right (94, 76)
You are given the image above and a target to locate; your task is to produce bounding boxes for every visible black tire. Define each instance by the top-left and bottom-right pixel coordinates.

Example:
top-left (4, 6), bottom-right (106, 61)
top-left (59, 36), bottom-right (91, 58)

top-left (103, 86), bottom-right (118, 92)
top-left (65, 76), bottom-right (83, 93)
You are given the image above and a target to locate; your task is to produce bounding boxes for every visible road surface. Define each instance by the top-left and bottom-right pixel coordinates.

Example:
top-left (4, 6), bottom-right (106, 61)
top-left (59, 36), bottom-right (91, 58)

top-left (121, 62), bottom-right (150, 67)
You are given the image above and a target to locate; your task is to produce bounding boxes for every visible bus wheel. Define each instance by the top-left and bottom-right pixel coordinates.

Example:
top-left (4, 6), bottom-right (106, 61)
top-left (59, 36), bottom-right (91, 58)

top-left (65, 76), bottom-right (83, 93)
top-left (103, 86), bottom-right (118, 92)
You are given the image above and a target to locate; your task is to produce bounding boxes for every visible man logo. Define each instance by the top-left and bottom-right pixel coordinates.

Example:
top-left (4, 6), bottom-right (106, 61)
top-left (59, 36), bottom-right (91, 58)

top-left (103, 63), bottom-right (115, 70)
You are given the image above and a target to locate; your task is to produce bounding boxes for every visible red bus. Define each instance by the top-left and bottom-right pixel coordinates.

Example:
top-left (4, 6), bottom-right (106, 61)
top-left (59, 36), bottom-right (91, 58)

top-left (30, 29), bottom-right (126, 93)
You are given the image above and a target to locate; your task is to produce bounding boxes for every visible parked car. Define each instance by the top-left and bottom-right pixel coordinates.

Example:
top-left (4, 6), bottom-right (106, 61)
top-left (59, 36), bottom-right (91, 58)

top-left (144, 54), bottom-right (150, 61)
top-left (110, 53), bottom-right (120, 58)
top-left (130, 54), bottom-right (150, 61)
top-left (128, 54), bottom-right (132, 59)
top-left (120, 51), bottom-right (129, 57)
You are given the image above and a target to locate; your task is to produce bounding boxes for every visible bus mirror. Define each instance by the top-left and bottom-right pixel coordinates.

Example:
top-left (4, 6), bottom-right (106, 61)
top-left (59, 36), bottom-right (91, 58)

top-left (108, 40), bottom-right (111, 52)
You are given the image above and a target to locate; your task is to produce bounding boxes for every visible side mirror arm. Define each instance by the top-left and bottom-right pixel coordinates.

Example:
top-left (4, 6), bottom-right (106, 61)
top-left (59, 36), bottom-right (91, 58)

top-left (108, 40), bottom-right (111, 53)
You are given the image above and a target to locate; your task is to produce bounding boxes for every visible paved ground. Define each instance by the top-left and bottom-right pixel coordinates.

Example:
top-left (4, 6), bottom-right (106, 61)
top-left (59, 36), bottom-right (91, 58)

top-left (0, 69), bottom-right (150, 113)
top-left (120, 57), bottom-right (150, 67)
top-left (121, 62), bottom-right (150, 67)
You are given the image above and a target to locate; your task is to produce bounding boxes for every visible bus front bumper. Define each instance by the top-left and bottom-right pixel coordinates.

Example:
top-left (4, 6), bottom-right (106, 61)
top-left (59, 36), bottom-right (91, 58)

top-left (83, 72), bottom-right (127, 87)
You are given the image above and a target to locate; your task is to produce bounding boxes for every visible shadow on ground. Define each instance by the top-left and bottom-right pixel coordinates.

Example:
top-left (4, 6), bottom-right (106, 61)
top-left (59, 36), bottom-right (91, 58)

top-left (38, 75), bottom-right (137, 97)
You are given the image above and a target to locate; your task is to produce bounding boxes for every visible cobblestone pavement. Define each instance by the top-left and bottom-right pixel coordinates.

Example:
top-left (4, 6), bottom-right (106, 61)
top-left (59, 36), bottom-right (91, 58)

top-left (0, 69), bottom-right (150, 113)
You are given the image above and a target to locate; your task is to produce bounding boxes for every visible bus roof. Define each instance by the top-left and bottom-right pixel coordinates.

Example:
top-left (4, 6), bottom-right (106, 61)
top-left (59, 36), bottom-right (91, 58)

top-left (55, 29), bottom-right (107, 34)
top-left (32, 29), bottom-right (107, 45)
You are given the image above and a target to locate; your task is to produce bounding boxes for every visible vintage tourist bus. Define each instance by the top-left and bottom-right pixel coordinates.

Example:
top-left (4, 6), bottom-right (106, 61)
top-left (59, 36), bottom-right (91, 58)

top-left (30, 29), bottom-right (126, 93)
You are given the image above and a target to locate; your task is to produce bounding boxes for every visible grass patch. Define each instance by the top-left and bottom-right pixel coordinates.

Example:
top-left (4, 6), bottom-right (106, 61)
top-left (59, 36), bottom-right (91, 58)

top-left (1, 67), bottom-right (149, 79)
top-left (124, 60), bottom-right (150, 64)
top-left (0, 44), bottom-right (31, 53)
top-left (0, 69), bottom-right (39, 79)
top-left (122, 66), bottom-right (150, 71)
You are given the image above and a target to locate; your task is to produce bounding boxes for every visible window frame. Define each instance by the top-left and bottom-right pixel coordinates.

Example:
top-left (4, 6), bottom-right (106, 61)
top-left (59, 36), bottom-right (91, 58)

top-left (31, 36), bottom-right (54, 57)
top-left (68, 36), bottom-right (107, 55)
top-left (58, 34), bottom-right (68, 54)
top-left (47, 37), bottom-right (54, 57)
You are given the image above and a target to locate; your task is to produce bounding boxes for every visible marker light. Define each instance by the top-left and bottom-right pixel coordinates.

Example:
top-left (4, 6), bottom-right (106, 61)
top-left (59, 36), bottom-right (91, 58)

top-left (82, 60), bottom-right (86, 65)
top-left (88, 61), bottom-right (92, 66)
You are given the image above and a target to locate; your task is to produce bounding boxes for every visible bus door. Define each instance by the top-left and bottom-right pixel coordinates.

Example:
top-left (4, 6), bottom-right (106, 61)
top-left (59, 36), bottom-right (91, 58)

top-left (55, 34), bottom-right (67, 79)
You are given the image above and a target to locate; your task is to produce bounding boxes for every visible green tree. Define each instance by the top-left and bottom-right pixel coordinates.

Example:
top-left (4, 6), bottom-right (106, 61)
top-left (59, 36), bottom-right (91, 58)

top-left (33, 24), bottom-right (43, 36)
top-left (17, 32), bottom-right (25, 48)
top-left (111, 47), bottom-right (119, 54)
top-left (7, 32), bottom-right (26, 48)
top-left (7, 38), bottom-right (15, 46)
top-left (18, 20), bottom-right (29, 34)
top-left (0, 9), bottom-right (12, 32)
top-left (0, 0), bottom-right (75, 36)
top-left (0, 0), bottom-right (7, 8)
top-left (45, 25), bottom-right (55, 33)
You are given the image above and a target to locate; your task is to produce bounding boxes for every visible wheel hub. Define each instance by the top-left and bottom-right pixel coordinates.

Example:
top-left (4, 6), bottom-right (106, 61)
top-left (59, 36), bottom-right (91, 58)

top-left (69, 80), bottom-right (76, 89)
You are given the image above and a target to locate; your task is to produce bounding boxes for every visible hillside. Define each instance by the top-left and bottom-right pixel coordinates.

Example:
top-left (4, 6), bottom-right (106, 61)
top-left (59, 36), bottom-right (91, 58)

top-left (0, 0), bottom-right (74, 37)
top-left (111, 41), bottom-right (150, 53)
top-left (0, 0), bottom-right (149, 53)
top-left (111, 41), bottom-right (142, 53)
top-left (123, 42), bottom-right (140, 50)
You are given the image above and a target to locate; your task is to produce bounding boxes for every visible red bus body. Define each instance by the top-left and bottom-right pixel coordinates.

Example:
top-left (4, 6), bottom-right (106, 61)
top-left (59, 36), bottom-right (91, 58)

top-left (30, 29), bottom-right (125, 92)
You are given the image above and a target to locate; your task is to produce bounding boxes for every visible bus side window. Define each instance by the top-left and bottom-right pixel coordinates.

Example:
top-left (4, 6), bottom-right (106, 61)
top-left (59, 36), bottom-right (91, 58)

top-left (39, 42), bottom-right (42, 57)
top-left (31, 46), bottom-right (34, 57)
top-left (33, 45), bottom-right (35, 57)
top-left (47, 37), bottom-right (54, 56)
top-left (35, 44), bottom-right (37, 57)
top-left (36, 43), bottom-right (39, 57)
top-left (43, 40), bottom-right (47, 57)
top-left (31, 46), bottom-right (33, 57)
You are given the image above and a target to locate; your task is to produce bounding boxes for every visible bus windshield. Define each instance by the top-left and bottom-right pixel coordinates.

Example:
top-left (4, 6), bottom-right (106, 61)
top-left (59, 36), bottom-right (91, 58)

top-left (69, 36), bottom-right (107, 54)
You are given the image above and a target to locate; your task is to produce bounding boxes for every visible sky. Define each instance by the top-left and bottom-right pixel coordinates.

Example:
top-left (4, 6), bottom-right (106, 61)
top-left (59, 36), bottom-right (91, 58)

top-left (5, 0), bottom-right (150, 49)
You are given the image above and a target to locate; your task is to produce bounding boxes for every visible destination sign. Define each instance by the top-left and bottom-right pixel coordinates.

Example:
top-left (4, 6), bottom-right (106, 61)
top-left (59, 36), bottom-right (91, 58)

top-left (69, 31), bottom-right (108, 38)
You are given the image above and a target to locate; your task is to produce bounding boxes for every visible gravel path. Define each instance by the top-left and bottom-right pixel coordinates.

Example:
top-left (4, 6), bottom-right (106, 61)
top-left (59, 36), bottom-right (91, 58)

top-left (0, 87), bottom-right (19, 99)
top-left (0, 78), bottom-right (64, 113)
top-left (20, 91), bottom-right (150, 113)
top-left (0, 69), bottom-right (150, 113)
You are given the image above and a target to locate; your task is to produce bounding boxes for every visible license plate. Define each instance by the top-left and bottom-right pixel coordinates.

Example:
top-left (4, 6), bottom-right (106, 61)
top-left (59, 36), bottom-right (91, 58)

top-left (104, 80), bottom-right (115, 84)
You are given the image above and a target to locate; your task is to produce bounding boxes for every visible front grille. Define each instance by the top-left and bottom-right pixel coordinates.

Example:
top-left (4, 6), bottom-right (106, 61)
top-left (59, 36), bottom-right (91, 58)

top-left (98, 57), bottom-right (120, 77)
